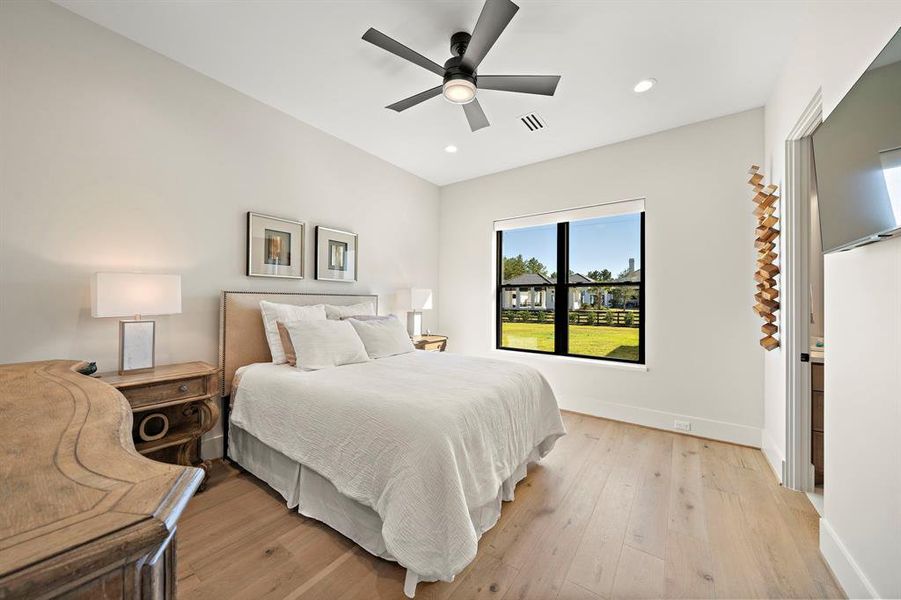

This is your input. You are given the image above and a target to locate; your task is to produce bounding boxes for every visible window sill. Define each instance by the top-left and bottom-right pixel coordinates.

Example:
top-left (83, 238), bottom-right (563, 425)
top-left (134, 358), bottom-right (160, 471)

top-left (490, 348), bottom-right (648, 371)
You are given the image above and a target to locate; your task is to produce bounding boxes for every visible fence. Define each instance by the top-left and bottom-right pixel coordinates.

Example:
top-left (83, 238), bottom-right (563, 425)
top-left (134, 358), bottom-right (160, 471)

top-left (501, 309), bottom-right (640, 328)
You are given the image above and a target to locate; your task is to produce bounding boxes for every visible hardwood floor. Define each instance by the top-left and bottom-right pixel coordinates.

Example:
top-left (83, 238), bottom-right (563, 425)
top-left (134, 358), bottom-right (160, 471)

top-left (177, 412), bottom-right (844, 599)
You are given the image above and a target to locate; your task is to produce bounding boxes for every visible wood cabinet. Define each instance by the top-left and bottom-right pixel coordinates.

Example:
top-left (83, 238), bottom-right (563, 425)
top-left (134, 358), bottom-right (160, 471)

top-left (0, 360), bottom-right (203, 599)
top-left (98, 362), bottom-right (219, 490)
top-left (811, 362), bottom-right (825, 485)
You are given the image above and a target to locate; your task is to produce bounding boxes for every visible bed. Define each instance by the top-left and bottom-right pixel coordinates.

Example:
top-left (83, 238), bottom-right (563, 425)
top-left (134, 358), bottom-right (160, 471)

top-left (219, 291), bottom-right (566, 597)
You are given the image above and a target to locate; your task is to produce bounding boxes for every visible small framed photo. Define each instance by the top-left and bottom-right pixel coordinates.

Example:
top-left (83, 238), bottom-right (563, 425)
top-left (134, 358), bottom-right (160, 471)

top-left (315, 226), bottom-right (358, 282)
top-left (247, 212), bottom-right (304, 279)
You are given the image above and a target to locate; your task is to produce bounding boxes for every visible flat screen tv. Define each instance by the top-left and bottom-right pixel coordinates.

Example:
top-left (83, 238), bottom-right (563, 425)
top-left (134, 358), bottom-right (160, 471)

top-left (812, 28), bottom-right (901, 253)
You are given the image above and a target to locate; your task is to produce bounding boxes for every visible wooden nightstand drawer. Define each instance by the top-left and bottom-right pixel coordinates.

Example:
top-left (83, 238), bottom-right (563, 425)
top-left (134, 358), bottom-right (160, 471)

top-left (419, 340), bottom-right (445, 351)
top-left (413, 335), bottom-right (447, 352)
top-left (120, 376), bottom-right (207, 409)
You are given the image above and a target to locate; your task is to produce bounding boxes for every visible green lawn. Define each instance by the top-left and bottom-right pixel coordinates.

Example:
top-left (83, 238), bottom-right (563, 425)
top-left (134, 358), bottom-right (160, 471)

top-left (501, 322), bottom-right (639, 361)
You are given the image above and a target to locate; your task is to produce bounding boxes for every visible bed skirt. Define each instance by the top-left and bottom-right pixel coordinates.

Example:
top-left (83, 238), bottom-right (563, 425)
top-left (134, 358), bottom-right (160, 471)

top-left (228, 424), bottom-right (542, 597)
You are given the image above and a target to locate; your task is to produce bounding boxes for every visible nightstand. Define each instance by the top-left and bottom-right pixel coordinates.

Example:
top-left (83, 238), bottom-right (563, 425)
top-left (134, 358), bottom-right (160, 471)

top-left (99, 361), bottom-right (219, 490)
top-left (413, 335), bottom-right (448, 352)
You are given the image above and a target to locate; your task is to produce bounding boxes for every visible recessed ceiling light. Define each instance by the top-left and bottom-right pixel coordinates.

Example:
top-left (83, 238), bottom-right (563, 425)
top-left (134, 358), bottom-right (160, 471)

top-left (444, 145), bottom-right (458, 153)
top-left (633, 78), bottom-right (657, 93)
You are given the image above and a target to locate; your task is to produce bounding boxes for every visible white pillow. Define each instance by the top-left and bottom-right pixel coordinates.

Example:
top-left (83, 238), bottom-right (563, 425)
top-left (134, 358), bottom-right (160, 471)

top-left (348, 315), bottom-right (415, 359)
top-left (260, 301), bottom-right (327, 364)
top-left (325, 302), bottom-right (376, 320)
top-left (284, 319), bottom-right (369, 371)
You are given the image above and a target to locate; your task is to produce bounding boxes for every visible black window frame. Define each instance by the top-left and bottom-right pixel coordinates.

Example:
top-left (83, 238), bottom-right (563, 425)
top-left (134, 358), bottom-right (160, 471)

top-left (495, 212), bottom-right (645, 365)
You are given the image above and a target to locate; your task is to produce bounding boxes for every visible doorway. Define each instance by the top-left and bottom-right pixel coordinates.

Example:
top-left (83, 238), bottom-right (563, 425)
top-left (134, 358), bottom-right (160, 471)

top-left (783, 91), bottom-right (824, 511)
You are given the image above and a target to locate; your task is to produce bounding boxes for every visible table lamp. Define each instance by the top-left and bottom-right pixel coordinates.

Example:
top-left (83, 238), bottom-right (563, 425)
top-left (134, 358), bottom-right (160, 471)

top-left (91, 273), bottom-right (182, 374)
top-left (396, 288), bottom-right (432, 337)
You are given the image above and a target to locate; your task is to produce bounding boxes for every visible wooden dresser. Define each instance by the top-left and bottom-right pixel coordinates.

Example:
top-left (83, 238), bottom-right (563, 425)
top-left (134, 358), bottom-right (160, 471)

top-left (0, 361), bottom-right (203, 599)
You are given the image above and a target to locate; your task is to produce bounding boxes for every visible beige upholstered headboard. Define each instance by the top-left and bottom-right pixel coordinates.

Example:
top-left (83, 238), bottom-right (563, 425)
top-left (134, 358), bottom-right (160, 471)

top-left (218, 291), bottom-right (378, 397)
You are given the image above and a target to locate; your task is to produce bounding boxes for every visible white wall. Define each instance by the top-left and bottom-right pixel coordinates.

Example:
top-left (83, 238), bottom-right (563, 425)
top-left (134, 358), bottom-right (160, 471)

top-left (0, 0), bottom-right (440, 455)
top-left (761, 4), bottom-right (901, 597)
top-left (439, 109), bottom-right (764, 446)
top-left (823, 240), bottom-right (901, 599)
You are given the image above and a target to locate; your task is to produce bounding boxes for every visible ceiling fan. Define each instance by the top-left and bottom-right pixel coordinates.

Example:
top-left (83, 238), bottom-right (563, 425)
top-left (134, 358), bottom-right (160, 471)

top-left (362, 0), bottom-right (561, 132)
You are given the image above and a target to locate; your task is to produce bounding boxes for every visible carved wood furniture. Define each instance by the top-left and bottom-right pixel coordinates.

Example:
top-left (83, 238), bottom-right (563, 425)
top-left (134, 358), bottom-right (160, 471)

top-left (0, 360), bottom-right (203, 599)
top-left (98, 361), bottom-right (219, 490)
top-left (412, 334), bottom-right (448, 352)
top-left (748, 165), bottom-right (781, 350)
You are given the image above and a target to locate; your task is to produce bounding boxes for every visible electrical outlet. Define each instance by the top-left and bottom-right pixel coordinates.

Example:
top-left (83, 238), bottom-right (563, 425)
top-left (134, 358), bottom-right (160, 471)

top-left (674, 420), bottom-right (692, 432)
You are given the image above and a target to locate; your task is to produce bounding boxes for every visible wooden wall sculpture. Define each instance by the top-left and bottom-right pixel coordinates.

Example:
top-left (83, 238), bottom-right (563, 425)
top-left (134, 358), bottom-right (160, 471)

top-left (748, 165), bottom-right (780, 350)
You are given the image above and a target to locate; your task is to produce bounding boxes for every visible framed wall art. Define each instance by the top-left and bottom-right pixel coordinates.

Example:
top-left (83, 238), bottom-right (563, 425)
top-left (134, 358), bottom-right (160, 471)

top-left (315, 226), bottom-right (358, 282)
top-left (246, 212), bottom-right (305, 279)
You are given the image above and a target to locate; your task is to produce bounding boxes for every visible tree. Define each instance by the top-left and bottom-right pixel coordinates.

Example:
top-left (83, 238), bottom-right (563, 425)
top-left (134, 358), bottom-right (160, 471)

top-left (549, 269), bottom-right (574, 281)
top-left (503, 254), bottom-right (548, 281)
top-left (525, 257), bottom-right (548, 277)
top-left (586, 269), bottom-right (612, 282)
top-left (503, 254), bottom-right (526, 281)
top-left (609, 266), bottom-right (639, 311)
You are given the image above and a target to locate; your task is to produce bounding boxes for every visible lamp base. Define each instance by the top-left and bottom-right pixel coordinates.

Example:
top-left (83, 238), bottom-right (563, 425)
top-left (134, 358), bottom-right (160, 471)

top-left (406, 311), bottom-right (422, 337)
top-left (119, 319), bottom-right (156, 374)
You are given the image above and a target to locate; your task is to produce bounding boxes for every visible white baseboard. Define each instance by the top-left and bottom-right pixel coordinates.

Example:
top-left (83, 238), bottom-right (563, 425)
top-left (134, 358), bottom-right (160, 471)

top-left (760, 428), bottom-right (785, 484)
top-left (559, 395), bottom-right (761, 447)
top-left (819, 518), bottom-right (877, 599)
top-left (201, 433), bottom-right (224, 461)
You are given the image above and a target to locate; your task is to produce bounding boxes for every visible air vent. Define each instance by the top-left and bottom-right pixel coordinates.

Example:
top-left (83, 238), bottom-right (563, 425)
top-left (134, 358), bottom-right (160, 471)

top-left (519, 112), bottom-right (547, 132)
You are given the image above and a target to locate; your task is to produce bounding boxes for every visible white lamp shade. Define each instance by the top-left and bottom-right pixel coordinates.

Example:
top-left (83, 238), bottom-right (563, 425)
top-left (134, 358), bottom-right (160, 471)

top-left (91, 273), bottom-right (182, 318)
top-left (396, 288), bottom-right (433, 311)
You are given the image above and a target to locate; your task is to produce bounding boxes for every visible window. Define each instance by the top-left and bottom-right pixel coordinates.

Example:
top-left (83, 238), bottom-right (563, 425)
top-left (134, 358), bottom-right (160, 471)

top-left (496, 202), bottom-right (645, 364)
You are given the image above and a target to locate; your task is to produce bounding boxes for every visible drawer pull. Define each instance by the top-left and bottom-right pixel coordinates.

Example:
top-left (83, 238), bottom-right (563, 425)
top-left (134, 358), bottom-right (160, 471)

top-left (178, 384), bottom-right (189, 393)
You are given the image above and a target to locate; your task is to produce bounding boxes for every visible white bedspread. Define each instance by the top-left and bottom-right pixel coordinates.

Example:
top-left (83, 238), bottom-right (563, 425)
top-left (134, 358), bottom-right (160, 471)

top-left (230, 351), bottom-right (565, 581)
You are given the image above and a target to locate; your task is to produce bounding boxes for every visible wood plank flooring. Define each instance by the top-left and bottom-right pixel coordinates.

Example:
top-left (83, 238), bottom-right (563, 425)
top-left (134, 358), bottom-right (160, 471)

top-left (177, 412), bottom-right (844, 599)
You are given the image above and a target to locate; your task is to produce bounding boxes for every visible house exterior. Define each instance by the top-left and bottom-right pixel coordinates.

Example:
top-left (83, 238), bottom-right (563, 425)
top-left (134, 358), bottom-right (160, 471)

top-left (501, 273), bottom-right (554, 309)
top-left (502, 272), bottom-right (596, 310)
top-left (601, 259), bottom-right (641, 307)
top-left (502, 258), bottom-right (640, 311)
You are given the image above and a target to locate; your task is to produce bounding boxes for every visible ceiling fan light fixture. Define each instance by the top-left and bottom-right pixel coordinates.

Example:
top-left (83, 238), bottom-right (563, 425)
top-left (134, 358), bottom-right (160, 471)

top-left (442, 79), bottom-right (477, 104)
top-left (362, 0), bottom-right (560, 131)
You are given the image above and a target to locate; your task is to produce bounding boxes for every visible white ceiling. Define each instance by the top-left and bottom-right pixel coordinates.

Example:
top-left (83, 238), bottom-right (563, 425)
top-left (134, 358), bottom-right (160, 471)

top-left (55, 0), bottom-right (804, 186)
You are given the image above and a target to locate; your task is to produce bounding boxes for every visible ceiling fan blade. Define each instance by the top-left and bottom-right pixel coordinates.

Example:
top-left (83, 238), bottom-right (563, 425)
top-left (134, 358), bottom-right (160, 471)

top-left (460, 0), bottom-right (519, 73)
top-left (462, 98), bottom-right (490, 131)
top-left (386, 86), bottom-right (443, 112)
top-left (362, 28), bottom-right (445, 77)
top-left (478, 75), bottom-right (561, 96)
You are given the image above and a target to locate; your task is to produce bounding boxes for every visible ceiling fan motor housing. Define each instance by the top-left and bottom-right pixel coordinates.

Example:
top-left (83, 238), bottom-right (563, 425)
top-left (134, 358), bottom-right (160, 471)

top-left (445, 33), bottom-right (477, 87)
top-left (450, 31), bottom-right (472, 58)
top-left (443, 60), bottom-right (476, 87)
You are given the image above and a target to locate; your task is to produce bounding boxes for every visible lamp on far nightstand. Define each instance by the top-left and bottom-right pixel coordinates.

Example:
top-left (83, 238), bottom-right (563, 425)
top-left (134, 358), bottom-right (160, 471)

top-left (91, 272), bottom-right (182, 374)
top-left (396, 288), bottom-right (432, 337)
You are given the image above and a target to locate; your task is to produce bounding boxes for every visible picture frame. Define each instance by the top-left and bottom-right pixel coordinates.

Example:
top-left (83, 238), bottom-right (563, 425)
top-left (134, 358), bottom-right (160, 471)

top-left (247, 212), bottom-right (305, 279)
top-left (315, 226), bottom-right (358, 282)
